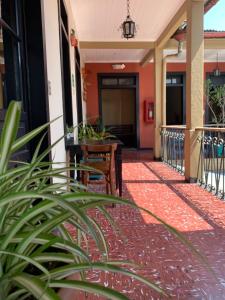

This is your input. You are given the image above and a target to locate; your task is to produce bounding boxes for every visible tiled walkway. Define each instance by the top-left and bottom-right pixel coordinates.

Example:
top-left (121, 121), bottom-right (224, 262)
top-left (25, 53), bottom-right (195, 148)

top-left (63, 151), bottom-right (225, 299)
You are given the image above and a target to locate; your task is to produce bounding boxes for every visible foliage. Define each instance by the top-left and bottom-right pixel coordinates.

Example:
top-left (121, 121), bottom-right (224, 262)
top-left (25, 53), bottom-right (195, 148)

top-left (0, 101), bottom-right (167, 300)
top-left (205, 79), bottom-right (225, 125)
top-left (0, 101), bottom-right (209, 299)
top-left (66, 125), bottom-right (74, 134)
top-left (78, 123), bottom-right (115, 141)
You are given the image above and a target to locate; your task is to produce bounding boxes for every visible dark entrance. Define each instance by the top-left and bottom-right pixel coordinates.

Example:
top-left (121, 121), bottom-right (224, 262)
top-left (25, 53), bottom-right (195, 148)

top-left (166, 73), bottom-right (185, 125)
top-left (75, 48), bottom-right (83, 124)
top-left (206, 73), bottom-right (225, 124)
top-left (0, 0), bottom-right (49, 159)
top-left (98, 74), bottom-right (139, 148)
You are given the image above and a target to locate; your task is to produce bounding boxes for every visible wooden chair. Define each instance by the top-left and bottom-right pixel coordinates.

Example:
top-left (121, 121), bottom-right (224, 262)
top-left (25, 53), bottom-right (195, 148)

top-left (80, 143), bottom-right (117, 195)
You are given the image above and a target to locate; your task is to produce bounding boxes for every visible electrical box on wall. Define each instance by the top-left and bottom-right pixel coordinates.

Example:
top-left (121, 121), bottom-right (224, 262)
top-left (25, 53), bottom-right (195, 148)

top-left (144, 99), bottom-right (154, 123)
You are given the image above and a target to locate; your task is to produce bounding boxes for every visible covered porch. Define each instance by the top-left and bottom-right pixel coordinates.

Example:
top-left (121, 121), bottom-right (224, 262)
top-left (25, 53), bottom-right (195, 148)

top-left (62, 150), bottom-right (225, 299)
top-left (1, 0), bottom-right (225, 299)
top-left (76, 0), bottom-right (225, 190)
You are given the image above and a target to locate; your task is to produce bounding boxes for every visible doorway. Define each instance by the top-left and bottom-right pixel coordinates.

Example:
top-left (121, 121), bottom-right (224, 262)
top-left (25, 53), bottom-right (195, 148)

top-left (206, 73), bottom-right (225, 124)
top-left (98, 74), bottom-right (139, 148)
top-left (75, 48), bottom-right (83, 124)
top-left (166, 73), bottom-right (185, 125)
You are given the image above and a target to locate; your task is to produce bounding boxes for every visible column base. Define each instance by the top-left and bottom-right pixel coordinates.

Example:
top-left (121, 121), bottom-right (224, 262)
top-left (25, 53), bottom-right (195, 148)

top-left (185, 177), bottom-right (197, 183)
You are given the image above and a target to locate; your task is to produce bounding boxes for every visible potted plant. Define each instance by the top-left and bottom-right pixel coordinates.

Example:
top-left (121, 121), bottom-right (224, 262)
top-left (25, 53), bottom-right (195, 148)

top-left (78, 123), bottom-right (115, 142)
top-left (66, 125), bottom-right (74, 140)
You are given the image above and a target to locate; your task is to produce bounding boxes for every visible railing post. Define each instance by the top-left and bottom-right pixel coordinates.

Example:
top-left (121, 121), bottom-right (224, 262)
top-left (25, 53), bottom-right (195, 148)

top-left (184, 0), bottom-right (204, 182)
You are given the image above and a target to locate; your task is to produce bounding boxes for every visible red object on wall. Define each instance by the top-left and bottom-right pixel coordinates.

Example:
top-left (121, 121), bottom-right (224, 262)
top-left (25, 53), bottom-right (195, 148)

top-left (144, 100), bottom-right (154, 123)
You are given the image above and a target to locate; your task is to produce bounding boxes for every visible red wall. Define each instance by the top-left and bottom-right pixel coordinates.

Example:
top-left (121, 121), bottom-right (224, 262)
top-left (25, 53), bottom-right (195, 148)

top-left (85, 62), bottom-right (225, 149)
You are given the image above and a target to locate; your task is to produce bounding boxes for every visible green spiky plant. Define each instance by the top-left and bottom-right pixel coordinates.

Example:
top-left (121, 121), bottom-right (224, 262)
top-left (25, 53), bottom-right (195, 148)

top-left (0, 101), bottom-right (209, 300)
top-left (78, 123), bottom-right (115, 141)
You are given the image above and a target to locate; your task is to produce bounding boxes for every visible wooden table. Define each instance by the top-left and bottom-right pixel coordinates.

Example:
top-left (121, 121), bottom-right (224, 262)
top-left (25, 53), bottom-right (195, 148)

top-left (66, 139), bottom-right (123, 196)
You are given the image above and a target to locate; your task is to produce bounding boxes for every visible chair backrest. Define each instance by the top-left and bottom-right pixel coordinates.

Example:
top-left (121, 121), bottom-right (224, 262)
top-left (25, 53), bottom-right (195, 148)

top-left (81, 143), bottom-right (117, 170)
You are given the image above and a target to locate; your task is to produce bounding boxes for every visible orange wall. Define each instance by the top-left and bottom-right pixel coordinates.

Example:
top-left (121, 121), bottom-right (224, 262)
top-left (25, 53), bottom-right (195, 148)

top-left (85, 62), bottom-right (225, 149)
top-left (85, 63), bottom-right (155, 148)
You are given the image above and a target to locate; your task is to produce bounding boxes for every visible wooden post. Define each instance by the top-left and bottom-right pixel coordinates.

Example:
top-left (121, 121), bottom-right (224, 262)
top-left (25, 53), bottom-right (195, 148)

top-left (184, 0), bottom-right (204, 182)
top-left (162, 59), bottom-right (167, 126)
top-left (154, 47), bottom-right (163, 159)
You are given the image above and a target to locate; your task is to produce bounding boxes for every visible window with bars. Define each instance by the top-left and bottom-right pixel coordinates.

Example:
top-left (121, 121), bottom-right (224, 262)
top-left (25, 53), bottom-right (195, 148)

top-left (0, 0), bottom-right (26, 110)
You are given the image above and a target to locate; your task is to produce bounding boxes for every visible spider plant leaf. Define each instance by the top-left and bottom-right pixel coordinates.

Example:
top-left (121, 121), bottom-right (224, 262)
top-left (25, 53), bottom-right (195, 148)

top-left (77, 193), bottom-right (215, 275)
top-left (0, 101), bottom-right (21, 175)
top-left (12, 212), bottom-right (86, 263)
top-left (10, 234), bottom-right (90, 261)
top-left (42, 262), bottom-right (166, 295)
top-left (88, 217), bottom-right (109, 259)
top-left (50, 280), bottom-right (129, 300)
top-left (0, 251), bottom-right (50, 278)
top-left (11, 116), bottom-right (61, 154)
top-left (5, 289), bottom-right (27, 300)
top-left (13, 274), bottom-right (60, 300)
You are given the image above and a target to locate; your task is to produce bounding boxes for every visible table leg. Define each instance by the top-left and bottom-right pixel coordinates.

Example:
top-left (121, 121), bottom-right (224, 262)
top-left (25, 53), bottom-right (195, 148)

top-left (116, 145), bottom-right (123, 197)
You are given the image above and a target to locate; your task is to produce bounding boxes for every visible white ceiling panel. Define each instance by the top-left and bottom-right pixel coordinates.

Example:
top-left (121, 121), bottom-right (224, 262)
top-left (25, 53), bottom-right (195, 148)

top-left (81, 48), bottom-right (225, 63)
top-left (72, 0), bottom-right (186, 41)
top-left (81, 48), bottom-right (148, 62)
top-left (165, 49), bottom-right (225, 62)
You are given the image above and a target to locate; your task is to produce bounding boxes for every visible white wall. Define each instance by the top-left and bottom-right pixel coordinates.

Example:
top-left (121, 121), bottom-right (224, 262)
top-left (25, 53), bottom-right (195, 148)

top-left (42, 0), bottom-right (80, 164)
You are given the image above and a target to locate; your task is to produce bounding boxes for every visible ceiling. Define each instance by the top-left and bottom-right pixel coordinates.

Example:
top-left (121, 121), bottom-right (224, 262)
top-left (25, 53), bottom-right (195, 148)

top-left (82, 48), bottom-right (225, 63)
top-left (165, 49), bottom-right (225, 62)
top-left (81, 49), bottom-right (149, 63)
top-left (72, 0), bottom-right (223, 63)
top-left (72, 0), bottom-right (186, 41)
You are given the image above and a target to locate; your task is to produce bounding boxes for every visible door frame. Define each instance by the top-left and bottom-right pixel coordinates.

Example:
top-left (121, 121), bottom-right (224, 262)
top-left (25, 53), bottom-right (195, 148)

top-left (98, 73), bottom-right (140, 148)
top-left (205, 72), bottom-right (225, 124)
top-left (75, 48), bottom-right (83, 124)
top-left (166, 72), bottom-right (186, 125)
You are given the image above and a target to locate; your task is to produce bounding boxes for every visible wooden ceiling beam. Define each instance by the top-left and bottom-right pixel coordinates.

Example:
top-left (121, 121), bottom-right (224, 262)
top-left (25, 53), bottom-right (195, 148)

top-left (79, 41), bottom-right (156, 49)
top-left (165, 38), bottom-right (225, 50)
top-left (156, 1), bottom-right (187, 49)
top-left (140, 49), bottom-right (154, 67)
top-left (140, 1), bottom-right (187, 67)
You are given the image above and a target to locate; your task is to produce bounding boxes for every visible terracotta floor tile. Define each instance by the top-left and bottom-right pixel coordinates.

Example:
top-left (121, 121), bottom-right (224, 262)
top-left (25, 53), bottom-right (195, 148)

top-left (62, 150), bottom-right (225, 299)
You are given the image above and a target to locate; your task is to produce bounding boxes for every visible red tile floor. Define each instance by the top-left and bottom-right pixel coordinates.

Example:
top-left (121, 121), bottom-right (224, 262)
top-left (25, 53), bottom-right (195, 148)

top-left (62, 150), bottom-right (225, 299)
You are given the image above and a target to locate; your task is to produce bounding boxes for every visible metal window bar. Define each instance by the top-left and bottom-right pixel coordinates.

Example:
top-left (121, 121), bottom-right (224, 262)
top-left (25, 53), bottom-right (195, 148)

top-left (161, 126), bottom-right (185, 174)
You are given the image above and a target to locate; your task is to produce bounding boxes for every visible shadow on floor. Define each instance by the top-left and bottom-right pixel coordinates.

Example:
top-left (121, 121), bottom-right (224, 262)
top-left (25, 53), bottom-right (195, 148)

top-left (63, 151), bottom-right (225, 300)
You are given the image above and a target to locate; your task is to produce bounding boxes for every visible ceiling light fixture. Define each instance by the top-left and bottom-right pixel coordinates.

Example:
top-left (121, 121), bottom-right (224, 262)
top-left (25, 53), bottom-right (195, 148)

top-left (120, 0), bottom-right (136, 39)
top-left (213, 52), bottom-right (221, 77)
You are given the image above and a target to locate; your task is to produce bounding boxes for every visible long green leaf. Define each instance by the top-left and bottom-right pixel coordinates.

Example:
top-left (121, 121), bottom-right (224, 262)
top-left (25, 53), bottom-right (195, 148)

top-left (0, 251), bottom-right (50, 279)
top-left (13, 274), bottom-right (60, 300)
top-left (42, 262), bottom-right (165, 295)
top-left (0, 101), bottom-right (21, 175)
top-left (50, 280), bottom-right (129, 300)
top-left (11, 116), bottom-right (61, 154)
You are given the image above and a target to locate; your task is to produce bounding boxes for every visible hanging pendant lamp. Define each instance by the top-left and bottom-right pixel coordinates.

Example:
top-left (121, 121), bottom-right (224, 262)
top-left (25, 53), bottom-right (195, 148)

top-left (121, 0), bottom-right (136, 39)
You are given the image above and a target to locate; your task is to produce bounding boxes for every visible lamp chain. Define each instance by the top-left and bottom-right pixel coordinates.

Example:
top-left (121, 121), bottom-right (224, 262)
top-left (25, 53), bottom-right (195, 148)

top-left (127, 0), bottom-right (130, 17)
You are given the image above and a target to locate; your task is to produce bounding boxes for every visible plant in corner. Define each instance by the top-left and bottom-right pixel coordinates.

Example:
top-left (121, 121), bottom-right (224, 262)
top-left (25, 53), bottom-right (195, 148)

top-left (0, 101), bottom-right (209, 300)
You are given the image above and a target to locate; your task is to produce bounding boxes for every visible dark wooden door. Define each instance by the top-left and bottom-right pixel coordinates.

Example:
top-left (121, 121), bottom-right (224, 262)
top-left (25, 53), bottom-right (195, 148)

top-left (99, 74), bottom-right (139, 148)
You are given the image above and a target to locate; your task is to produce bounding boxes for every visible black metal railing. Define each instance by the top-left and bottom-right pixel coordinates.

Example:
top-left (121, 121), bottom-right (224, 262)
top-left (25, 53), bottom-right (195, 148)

top-left (161, 126), bottom-right (185, 174)
top-left (197, 127), bottom-right (225, 199)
